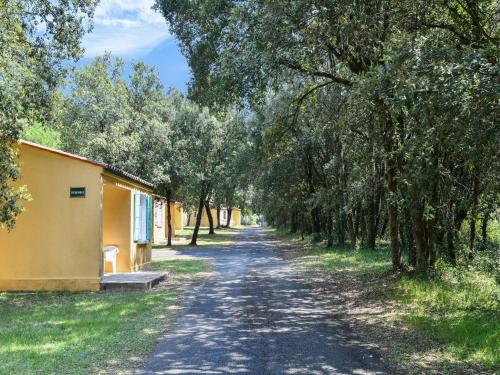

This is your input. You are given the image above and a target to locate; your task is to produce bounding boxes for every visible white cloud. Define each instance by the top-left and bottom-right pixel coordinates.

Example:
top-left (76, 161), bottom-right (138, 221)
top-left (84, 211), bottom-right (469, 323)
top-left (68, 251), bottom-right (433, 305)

top-left (83, 0), bottom-right (170, 57)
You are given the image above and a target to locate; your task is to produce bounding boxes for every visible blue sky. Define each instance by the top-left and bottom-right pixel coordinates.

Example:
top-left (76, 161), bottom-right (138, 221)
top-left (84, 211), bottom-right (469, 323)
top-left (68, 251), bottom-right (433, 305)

top-left (80, 0), bottom-right (191, 92)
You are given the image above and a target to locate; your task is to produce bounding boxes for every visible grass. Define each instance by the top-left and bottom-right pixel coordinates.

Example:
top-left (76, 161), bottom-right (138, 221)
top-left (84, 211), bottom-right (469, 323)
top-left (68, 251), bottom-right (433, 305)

top-left (271, 227), bottom-right (500, 371)
top-left (396, 263), bottom-right (499, 368)
top-left (0, 258), bottom-right (211, 375)
top-left (158, 226), bottom-right (243, 247)
top-left (148, 258), bottom-right (209, 276)
top-left (295, 246), bottom-right (392, 278)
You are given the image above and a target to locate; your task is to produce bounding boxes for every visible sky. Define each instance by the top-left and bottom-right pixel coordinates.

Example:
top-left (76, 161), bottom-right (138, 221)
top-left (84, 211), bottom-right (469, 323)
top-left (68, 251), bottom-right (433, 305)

top-left (80, 0), bottom-right (191, 92)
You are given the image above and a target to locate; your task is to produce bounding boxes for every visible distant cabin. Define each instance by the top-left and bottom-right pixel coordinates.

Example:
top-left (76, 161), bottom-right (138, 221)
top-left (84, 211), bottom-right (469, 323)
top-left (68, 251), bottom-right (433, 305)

top-left (187, 207), bottom-right (241, 227)
top-left (152, 197), bottom-right (183, 245)
top-left (0, 141), bottom-right (156, 291)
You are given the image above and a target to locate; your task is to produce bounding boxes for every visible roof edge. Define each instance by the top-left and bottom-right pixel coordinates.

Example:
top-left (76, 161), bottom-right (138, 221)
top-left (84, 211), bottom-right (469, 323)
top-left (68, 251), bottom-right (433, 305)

top-left (20, 140), bottom-right (154, 190)
top-left (20, 140), bottom-right (106, 168)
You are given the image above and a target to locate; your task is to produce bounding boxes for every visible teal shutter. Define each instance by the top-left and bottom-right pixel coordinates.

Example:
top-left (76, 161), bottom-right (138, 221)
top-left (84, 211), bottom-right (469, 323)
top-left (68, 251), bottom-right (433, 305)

top-left (133, 192), bottom-right (140, 241)
top-left (146, 195), bottom-right (152, 241)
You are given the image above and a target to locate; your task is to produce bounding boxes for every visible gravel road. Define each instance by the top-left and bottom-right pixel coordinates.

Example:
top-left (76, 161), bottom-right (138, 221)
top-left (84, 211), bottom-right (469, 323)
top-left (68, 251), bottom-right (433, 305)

top-left (137, 228), bottom-right (389, 375)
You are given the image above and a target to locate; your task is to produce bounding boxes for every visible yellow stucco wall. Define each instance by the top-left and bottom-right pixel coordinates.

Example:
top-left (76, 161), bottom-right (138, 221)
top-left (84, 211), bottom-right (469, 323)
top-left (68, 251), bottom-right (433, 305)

top-left (173, 203), bottom-right (183, 231)
top-left (102, 174), bottom-right (152, 272)
top-left (187, 207), bottom-right (241, 227)
top-left (0, 144), bottom-right (103, 291)
top-left (187, 208), bottom-right (213, 227)
top-left (232, 209), bottom-right (242, 227)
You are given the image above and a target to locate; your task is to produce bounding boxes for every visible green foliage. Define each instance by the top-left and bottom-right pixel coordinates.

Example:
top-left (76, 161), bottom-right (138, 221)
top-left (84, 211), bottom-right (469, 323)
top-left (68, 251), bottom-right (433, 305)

top-left (157, 0), bottom-right (499, 273)
top-left (0, 0), bottom-right (96, 229)
top-left (241, 213), bottom-right (258, 225)
top-left (22, 122), bottom-right (61, 148)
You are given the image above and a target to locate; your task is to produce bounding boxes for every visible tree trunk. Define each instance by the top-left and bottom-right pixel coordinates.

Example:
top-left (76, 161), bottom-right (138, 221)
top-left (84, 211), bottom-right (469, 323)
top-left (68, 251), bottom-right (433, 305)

top-left (190, 190), bottom-right (206, 245)
top-left (337, 214), bottom-right (346, 246)
top-left (216, 205), bottom-right (221, 229)
top-left (166, 191), bottom-right (173, 247)
top-left (290, 210), bottom-right (299, 233)
top-left (387, 170), bottom-right (402, 271)
top-left (326, 212), bottom-right (334, 247)
top-left (226, 208), bottom-right (233, 228)
top-left (413, 205), bottom-right (429, 276)
top-left (348, 211), bottom-right (357, 250)
top-left (311, 207), bottom-right (321, 241)
top-left (336, 134), bottom-right (347, 247)
top-left (205, 201), bottom-right (215, 235)
top-left (481, 209), bottom-right (490, 249)
top-left (379, 101), bottom-right (402, 272)
top-left (300, 212), bottom-right (305, 240)
top-left (365, 208), bottom-right (377, 250)
top-left (468, 175), bottom-right (481, 258)
top-left (446, 200), bottom-right (456, 264)
top-left (428, 217), bottom-right (436, 269)
top-left (407, 216), bottom-right (416, 268)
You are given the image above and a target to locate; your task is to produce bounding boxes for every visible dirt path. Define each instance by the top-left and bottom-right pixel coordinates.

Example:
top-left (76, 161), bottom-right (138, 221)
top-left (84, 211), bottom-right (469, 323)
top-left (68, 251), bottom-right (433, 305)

top-left (136, 228), bottom-right (391, 374)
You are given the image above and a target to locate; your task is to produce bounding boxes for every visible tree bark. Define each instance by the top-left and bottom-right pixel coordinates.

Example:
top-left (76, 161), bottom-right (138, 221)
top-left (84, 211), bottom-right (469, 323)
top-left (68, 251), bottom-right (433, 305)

top-left (468, 175), bottom-right (481, 258)
top-left (413, 205), bottom-right (429, 276)
top-left (226, 208), bottom-right (233, 228)
top-left (290, 209), bottom-right (299, 233)
top-left (326, 212), bottom-right (334, 247)
top-left (205, 200), bottom-right (215, 235)
top-left (407, 215), bottom-right (416, 268)
top-left (166, 191), bottom-right (173, 247)
top-left (446, 200), bottom-right (456, 264)
top-left (379, 100), bottom-right (402, 272)
top-left (481, 209), bottom-right (490, 249)
top-left (428, 217), bottom-right (436, 269)
top-left (300, 212), bottom-right (305, 240)
top-left (216, 205), bottom-right (221, 229)
top-left (311, 207), bottom-right (322, 241)
top-left (190, 190), bottom-right (206, 245)
top-left (348, 211), bottom-right (357, 250)
top-left (387, 165), bottom-right (402, 271)
top-left (365, 206), bottom-right (377, 250)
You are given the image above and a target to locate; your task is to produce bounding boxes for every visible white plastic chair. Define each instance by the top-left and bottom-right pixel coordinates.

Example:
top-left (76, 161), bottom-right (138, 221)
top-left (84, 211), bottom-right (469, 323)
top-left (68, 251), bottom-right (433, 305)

top-left (102, 246), bottom-right (119, 273)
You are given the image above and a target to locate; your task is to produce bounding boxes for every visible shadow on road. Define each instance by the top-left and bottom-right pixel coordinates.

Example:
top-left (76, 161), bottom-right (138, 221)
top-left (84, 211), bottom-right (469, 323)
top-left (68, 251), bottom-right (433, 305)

top-left (137, 228), bottom-right (389, 375)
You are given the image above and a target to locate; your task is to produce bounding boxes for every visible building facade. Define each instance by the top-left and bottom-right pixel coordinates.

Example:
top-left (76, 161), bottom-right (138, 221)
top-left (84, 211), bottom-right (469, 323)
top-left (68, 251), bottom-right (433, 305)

top-left (0, 141), bottom-right (154, 291)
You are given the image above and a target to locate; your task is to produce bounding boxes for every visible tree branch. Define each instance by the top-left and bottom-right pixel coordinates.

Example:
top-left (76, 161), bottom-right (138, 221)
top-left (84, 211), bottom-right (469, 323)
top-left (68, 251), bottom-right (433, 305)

top-left (278, 59), bottom-right (352, 86)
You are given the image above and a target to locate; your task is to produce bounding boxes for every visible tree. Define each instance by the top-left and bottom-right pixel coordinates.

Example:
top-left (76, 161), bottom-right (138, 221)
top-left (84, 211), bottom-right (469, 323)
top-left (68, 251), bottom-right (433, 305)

top-left (156, 0), bottom-right (498, 275)
top-left (0, 0), bottom-right (96, 230)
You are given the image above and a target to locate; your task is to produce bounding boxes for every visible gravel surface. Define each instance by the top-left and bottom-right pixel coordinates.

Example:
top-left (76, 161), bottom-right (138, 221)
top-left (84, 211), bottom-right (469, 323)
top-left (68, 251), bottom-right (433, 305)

top-left (137, 228), bottom-right (390, 375)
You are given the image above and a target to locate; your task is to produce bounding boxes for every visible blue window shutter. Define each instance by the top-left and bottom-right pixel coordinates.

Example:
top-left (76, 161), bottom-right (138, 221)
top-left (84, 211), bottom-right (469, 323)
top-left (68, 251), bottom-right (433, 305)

top-left (133, 192), bottom-right (140, 241)
top-left (146, 196), bottom-right (152, 241)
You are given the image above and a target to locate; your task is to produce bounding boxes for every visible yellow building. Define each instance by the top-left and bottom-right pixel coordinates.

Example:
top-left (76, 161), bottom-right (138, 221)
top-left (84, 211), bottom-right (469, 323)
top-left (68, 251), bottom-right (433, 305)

top-left (187, 207), bottom-right (241, 227)
top-left (153, 198), bottom-right (183, 244)
top-left (0, 141), bottom-right (154, 292)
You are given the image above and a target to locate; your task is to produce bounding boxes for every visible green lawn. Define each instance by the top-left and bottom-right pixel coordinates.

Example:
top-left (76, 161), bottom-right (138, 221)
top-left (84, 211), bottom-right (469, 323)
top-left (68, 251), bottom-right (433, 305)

top-left (0, 258), bottom-right (211, 374)
top-left (167, 226), bottom-right (243, 247)
top-left (271, 228), bottom-right (500, 371)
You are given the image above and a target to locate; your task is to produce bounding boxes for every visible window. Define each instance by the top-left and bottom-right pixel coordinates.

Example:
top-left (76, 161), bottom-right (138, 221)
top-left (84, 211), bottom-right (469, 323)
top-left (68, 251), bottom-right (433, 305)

top-left (134, 192), bottom-right (152, 243)
top-left (154, 201), bottom-right (164, 228)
